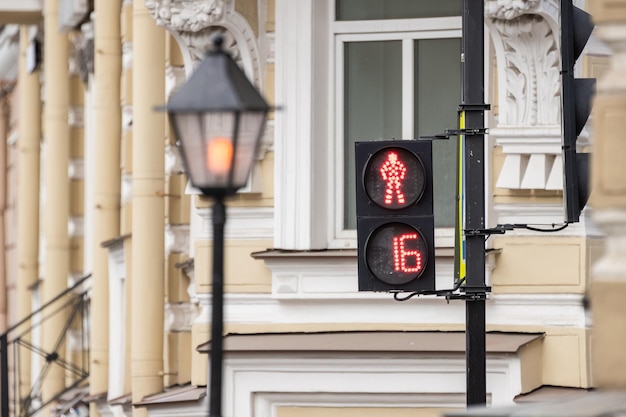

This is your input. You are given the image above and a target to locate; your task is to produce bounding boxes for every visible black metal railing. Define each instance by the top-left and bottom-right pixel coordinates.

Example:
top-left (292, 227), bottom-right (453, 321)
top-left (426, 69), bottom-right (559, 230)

top-left (0, 274), bottom-right (91, 417)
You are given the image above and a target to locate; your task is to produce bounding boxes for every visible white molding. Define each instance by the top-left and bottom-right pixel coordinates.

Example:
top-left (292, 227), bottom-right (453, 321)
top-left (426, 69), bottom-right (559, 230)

top-left (194, 206), bottom-right (273, 241)
top-left (494, 129), bottom-right (562, 153)
top-left (200, 292), bottom-right (587, 329)
top-left (266, 253), bottom-right (456, 298)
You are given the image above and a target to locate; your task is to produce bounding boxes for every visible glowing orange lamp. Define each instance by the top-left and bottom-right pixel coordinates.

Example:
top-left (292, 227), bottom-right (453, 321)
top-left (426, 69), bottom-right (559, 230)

top-left (206, 137), bottom-right (234, 175)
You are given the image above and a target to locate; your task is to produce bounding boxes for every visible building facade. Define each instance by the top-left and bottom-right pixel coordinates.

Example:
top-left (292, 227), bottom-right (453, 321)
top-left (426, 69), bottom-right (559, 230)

top-left (0, 0), bottom-right (619, 416)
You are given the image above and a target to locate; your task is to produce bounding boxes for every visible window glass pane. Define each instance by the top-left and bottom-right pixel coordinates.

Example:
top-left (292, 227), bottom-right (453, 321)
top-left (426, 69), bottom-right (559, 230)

top-left (337, 0), bottom-right (461, 21)
top-left (344, 41), bottom-right (402, 230)
top-left (415, 38), bottom-right (461, 227)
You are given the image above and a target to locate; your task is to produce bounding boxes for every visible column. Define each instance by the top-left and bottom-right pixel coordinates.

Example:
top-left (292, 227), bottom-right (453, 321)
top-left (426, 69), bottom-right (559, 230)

top-left (16, 24), bottom-right (41, 404)
top-left (90, 0), bottom-right (122, 413)
top-left (130, 0), bottom-right (165, 415)
top-left (42, 0), bottom-right (70, 412)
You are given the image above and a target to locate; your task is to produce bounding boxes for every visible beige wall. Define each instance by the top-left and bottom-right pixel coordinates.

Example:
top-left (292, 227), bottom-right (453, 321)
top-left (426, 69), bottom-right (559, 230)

top-left (194, 239), bottom-right (273, 293)
top-left (491, 236), bottom-right (604, 294)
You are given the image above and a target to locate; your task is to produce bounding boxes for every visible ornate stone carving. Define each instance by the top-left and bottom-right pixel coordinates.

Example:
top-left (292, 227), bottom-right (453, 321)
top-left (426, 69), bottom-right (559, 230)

top-left (144, 0), bottom-right (258, 86)
top-left (145, 0), bottom-right (230, 32)
top-left (485, 0), bottom-right (540, 20)
top-left (486, 1), bottom-right (560, 126)
top-left (486, 0), bottom-right (564, 191)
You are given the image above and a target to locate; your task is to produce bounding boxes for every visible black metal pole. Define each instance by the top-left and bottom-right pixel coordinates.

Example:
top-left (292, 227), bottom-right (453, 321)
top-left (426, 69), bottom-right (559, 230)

top-left (462, 0), bottom-right (487, 406)
top-left (209, 197), bottom-right (226, 417)
top-left (1, 333), bottom-right (8, 417)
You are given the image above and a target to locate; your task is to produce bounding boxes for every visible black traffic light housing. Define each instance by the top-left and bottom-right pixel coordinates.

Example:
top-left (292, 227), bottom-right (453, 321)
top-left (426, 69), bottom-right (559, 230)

top-left (356, 140), bottom-right (435, 292)
top-left (561, 0), bottom-right (595, 223)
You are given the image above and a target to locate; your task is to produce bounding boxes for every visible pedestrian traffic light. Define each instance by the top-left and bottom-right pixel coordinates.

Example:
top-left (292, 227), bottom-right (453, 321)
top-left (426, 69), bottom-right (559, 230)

top-left (561, 0), bottom-right (595, 223)
top-left (356, 140), bottom-right (435, 292)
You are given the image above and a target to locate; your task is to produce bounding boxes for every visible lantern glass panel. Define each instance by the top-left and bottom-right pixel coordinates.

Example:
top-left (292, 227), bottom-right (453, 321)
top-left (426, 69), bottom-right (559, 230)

top-left (173, 111), bottom-right (236, 189)
top-left (232, 111), bottom-right (267, 187)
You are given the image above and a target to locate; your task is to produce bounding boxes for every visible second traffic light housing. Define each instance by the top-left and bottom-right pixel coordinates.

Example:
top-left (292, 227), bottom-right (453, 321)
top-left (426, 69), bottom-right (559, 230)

top-left (356, 140), bottom-right (435, 293)
top-left (561, 0), bottom-right (595, 223)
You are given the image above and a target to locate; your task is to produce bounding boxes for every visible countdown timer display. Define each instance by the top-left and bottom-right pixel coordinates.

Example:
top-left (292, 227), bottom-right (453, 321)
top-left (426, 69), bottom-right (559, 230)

top-left (363, 147), bottom-right (426, 210)
top-left (365, 222), bottom-right (428, 285)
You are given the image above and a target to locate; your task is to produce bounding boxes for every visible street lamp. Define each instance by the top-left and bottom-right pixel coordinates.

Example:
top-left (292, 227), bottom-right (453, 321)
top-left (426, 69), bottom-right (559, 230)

top-left (161, 35), bottom-right (269, 417)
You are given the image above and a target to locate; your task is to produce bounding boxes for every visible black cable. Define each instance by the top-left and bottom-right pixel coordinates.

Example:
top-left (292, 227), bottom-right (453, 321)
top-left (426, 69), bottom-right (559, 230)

top-left (500, 223), bottom-right (569, 233)
top-left (393, 277), bottom-right (465, 302)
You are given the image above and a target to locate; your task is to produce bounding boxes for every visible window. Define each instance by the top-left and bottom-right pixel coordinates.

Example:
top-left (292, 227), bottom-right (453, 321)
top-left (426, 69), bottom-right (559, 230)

top-left (336, 0), bottom-right (462, 242)
top-left (273, 0), bottom-right (462, 251)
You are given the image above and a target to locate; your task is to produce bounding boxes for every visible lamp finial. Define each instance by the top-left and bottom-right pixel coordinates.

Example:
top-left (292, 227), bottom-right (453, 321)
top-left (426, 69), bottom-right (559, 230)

top-left (212, 33), bottom-right (224, 51)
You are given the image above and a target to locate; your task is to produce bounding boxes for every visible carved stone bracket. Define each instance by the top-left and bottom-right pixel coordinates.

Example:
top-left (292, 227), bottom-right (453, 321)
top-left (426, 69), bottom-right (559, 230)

top-left (145, 0), bottom-right (272, 183)
top-left (145, 0), bottom-right (261, 86)
top-left (486, 0), bottom-right (560, 126)
top-left (486, 0), bottom-right (564, 191)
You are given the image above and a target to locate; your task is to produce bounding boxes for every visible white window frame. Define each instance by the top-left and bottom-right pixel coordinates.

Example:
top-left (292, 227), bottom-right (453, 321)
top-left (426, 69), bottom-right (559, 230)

top-left (274, 0), bottom-right (462, 251)
top-left (332, 17), bottom-right (462, 248)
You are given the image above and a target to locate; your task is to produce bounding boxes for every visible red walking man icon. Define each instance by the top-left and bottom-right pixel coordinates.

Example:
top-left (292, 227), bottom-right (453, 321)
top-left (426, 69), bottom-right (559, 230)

top-left (380, 151), bottom-right (407, 206)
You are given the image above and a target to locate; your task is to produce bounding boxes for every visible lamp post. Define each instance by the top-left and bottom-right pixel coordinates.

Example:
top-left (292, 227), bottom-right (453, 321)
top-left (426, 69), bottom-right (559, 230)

top-left (161, 35), bottom-right (269, 417)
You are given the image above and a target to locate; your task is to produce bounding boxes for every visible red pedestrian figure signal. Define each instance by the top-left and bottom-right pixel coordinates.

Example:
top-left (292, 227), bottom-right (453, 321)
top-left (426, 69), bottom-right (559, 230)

top-left (363, 146), bottom-right (425, 210)
top-left (380, 151), bottom-right (407, 206)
